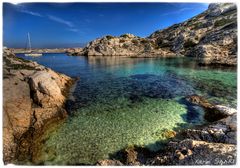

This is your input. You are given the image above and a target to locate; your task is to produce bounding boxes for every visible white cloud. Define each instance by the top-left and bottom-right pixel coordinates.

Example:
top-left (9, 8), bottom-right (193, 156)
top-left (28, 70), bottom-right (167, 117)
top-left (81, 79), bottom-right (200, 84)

top-left (17, 5), bottom-right (79, 33)
top-left (19, 9), bottom-right (43, 17)
top-left (47, 15), bottom-right (74, 28)
top-left (68, 28), bottom-right (79, 32)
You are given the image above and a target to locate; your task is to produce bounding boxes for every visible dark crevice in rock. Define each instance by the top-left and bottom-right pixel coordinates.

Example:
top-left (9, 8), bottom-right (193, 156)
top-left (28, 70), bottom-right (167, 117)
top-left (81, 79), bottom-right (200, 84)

top-left (15, 109), bottom-right (37, 162)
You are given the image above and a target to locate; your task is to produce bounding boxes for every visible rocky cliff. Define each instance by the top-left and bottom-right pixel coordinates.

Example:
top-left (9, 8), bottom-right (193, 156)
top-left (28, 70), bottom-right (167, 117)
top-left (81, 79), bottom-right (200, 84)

top-left (3, 49), bottom-right (74, 164)
top-left (79, 3), bottom-right (237, 65)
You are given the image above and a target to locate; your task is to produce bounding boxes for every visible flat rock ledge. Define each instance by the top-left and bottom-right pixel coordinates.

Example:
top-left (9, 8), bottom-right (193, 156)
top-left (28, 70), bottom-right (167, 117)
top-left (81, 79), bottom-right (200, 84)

top-left (3, 49), bottom-right (75, 164)
top-left (98, 95), bottom-right (237, 166)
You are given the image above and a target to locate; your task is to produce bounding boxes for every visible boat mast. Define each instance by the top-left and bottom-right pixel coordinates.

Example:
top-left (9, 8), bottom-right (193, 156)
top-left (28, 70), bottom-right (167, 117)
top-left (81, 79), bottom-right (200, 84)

top-left (27, 32), bottom-right (31, 51)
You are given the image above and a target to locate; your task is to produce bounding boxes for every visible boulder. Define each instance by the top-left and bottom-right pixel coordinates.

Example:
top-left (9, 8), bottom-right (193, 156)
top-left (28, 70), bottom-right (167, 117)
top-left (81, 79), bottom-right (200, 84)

top-left (29, 71), bottom-right (64, 106)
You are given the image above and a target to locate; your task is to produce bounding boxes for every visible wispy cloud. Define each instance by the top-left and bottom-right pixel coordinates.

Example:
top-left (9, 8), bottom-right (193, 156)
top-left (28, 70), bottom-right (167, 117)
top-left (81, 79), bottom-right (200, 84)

top-left (19, 9), bottom-right (43, 17)
top-left (17, 5), bottom-right (79, 33)
top-left (161, 7), bottom-right (194, 16)
top-left (68, 28), bottom-right (79, 32)
top-left (47, 15), bottom-right (74, 27)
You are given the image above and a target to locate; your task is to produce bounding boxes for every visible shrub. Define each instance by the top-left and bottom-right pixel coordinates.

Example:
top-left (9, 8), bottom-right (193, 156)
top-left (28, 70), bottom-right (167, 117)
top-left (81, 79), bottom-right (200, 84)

top-left (113, 46), bottom-right (118, 50)
top-left (120, 34), bottom-right (129, 38)
top-left (192, 22), bottom-right (202, 29)
top-left (140, 39), bottom-right (148, 44)
top-left (119, 39), bottom-right (125, 43)
top-left (131, 39), bottom-right (139, 45)
top-left (122, 43), bottom-right (129, 48)
top-left (184, 40), bottom-right (197, 48)
top-left (214, 18), bottom-right (233, 27)
top-left (150, 41), bottom-right (160, 49)
top-left (106, 35), bottom-right (114, 40)
top-left (221, 9), bottom-right (236, 16)
top-left (158, 40), bottom-right (171, 48)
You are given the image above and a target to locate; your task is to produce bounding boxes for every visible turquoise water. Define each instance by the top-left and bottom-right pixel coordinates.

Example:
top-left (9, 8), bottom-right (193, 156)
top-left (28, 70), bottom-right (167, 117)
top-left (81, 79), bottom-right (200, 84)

top-left (17, 54), bottom-right (237, 165)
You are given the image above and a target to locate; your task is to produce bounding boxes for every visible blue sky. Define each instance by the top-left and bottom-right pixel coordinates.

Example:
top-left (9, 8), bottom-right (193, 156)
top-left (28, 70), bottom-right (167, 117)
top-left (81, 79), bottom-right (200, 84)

top-left (3, 3), bottom-right (209, 48)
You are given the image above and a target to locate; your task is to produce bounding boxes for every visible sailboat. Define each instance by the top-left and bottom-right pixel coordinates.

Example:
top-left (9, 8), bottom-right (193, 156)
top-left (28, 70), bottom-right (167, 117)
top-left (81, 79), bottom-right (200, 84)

top-left (25, 32), bottom-right (42, 57)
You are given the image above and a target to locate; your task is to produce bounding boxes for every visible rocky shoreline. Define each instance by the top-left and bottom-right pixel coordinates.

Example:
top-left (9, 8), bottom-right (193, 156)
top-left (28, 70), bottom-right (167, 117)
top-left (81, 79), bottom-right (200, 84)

top-left (3, 49), bottom-right (75, 164)
top-left (68, 3), bottom-right (237, 66)
top-left (97, 95), bottom-right (237, 165)
top-left (3, 51), bottom-right (237, 165)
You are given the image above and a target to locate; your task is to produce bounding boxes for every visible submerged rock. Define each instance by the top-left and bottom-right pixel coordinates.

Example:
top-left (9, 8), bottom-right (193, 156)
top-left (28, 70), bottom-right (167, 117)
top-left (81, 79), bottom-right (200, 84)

top-left (96, 96), bottom-right (237, 166)
top-left (97, 159), bottom-right (124, 166)
top-left (3, 50), bottom-right (74, 164)
top-left (186, 95), bottom-right (236, 122)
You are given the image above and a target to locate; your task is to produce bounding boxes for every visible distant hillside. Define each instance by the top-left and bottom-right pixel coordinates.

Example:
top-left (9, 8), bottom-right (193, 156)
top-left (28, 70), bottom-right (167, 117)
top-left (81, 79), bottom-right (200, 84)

top-left (79, 3), bottom-right (237, 66)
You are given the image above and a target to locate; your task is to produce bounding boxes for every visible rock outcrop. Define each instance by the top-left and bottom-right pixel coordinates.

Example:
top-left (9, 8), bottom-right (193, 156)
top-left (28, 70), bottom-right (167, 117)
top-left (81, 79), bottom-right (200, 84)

top-left (185, 95), bottom-right (237, 122)
top-left (149, 139), bottom-right (236, 165)
top-left (77, 3), bottom-right (237, 66)
top-left (81, 33), bottom-right (175, 57)
top-left (3, 49), bottom-right (74, 164)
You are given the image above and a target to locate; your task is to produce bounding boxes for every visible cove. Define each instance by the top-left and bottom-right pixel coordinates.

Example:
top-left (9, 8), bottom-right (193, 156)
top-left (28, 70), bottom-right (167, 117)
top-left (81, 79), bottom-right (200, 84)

top-left (17, 53), bottom-right (237, 165)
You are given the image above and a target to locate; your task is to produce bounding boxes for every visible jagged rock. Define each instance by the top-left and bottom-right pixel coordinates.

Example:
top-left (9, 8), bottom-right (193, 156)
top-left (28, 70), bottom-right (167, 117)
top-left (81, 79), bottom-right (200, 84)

top-left (181, 114), bottom-right (237, 144)
top-left (208, 3), bottom-right (237, 17)
top-left (214, 105), bottom-right (237, 116)
top-left (186, 95), bottom-right (213, 108)
top-left (3, 50), bottom-right (74, 164)
top-left (194, 45), bottom-right (228, 65)
top-left (149, 139), bottom-right (236, 165)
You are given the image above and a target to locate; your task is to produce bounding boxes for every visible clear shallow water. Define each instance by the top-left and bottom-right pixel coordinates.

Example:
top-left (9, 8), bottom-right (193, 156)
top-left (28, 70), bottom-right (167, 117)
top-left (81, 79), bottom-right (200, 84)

top-left (17, 53), bottom-right (237, 165)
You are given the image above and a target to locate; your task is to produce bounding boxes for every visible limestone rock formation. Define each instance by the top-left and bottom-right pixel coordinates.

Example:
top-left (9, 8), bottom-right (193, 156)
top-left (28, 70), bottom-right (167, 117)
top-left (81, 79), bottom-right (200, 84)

top-left (150, 3), bottom-right (237, 65)
top-left (149, 139), bottom-right (236, 165)
top-left (82, 33), bottom-right (175, 57)
top-left (3, 50), bottom-right (74, 164)
top-left (77, 3), bottom-right (237, 66)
